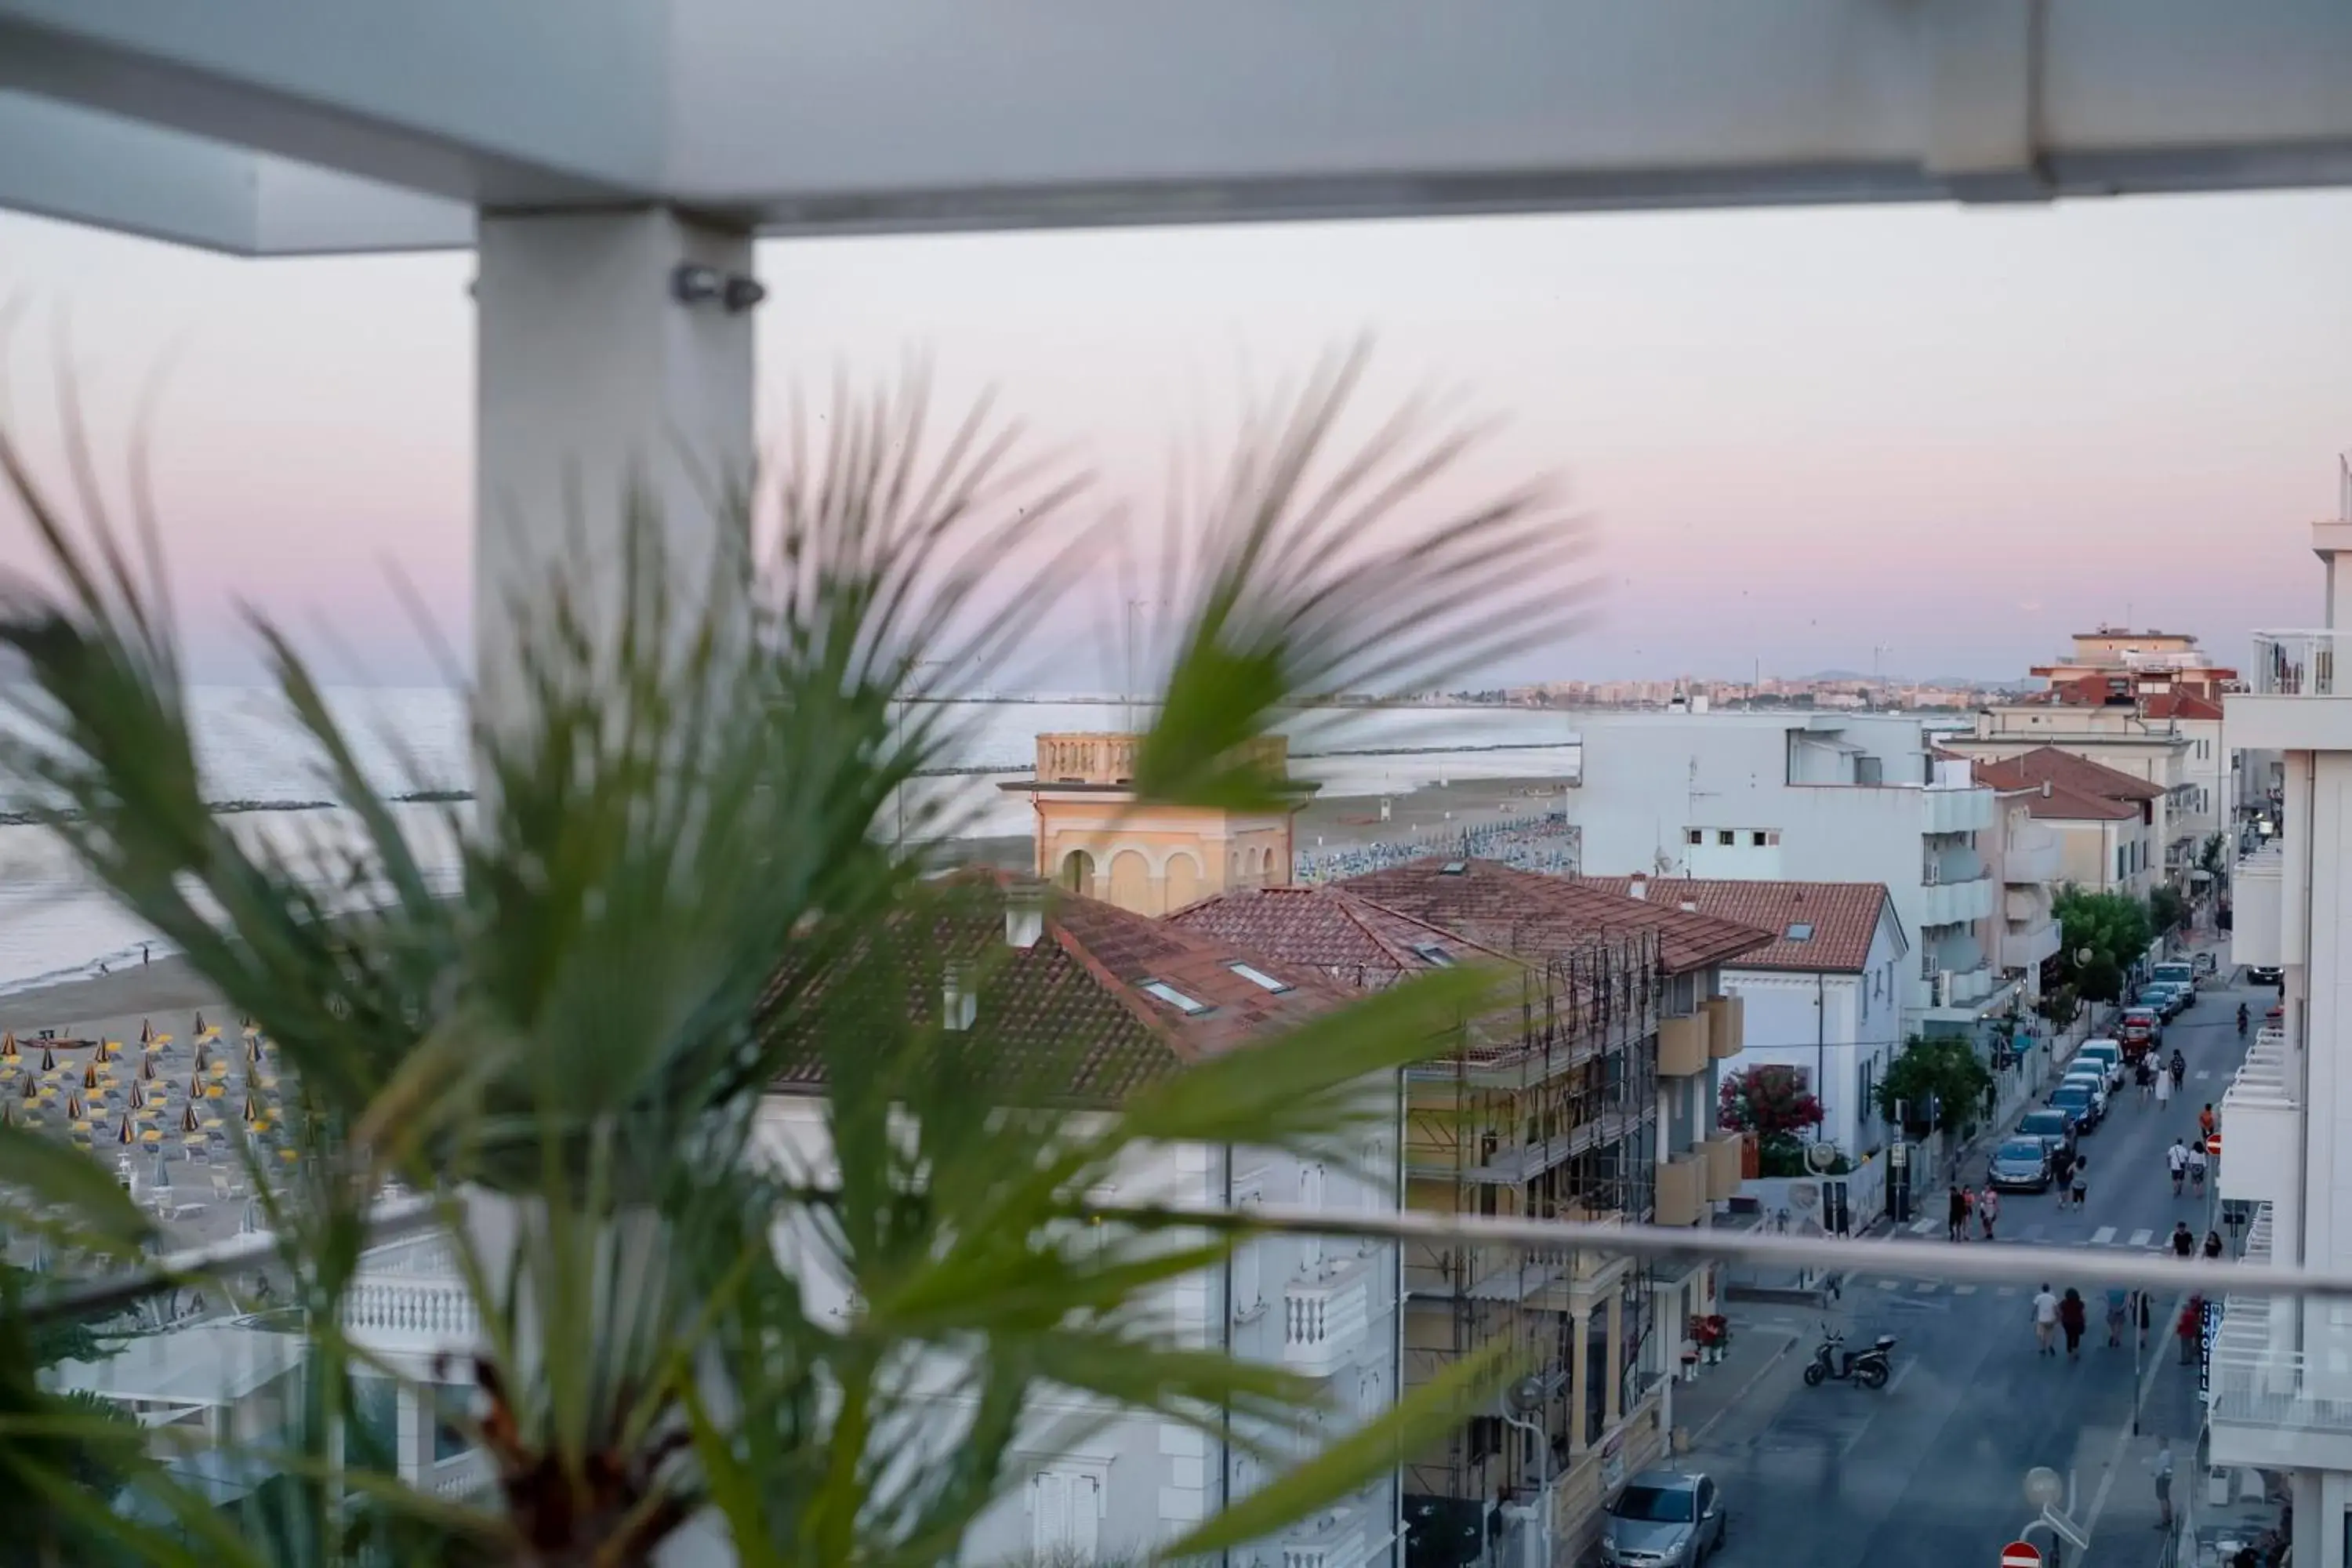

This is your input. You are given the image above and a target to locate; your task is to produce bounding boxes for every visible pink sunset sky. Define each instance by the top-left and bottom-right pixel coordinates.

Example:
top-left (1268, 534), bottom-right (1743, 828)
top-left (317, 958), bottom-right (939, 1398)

top-left (2, 188), bottom-right (2348, 688)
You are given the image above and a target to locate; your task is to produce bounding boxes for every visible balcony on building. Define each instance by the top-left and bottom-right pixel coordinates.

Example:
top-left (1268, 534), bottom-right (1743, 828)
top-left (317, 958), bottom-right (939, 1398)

top-left (2231, 844), bottom-right (2285, 972)
top-left (1701, 1131), bottom-right (1744, 1201)
top-left (1656, 1152), bottom-right (1706, 1226)
top-left (1281, 1250), bottom-right (1380, 1377)
top-left (340, 1230), bottom-right (484, 1364)
top-left (1704, 994), bottom-right (1744, 1058)
top-left (1918, 933), bottom-right (1998, 1011)
top-left (1657, 1011), bottom-right (1711, 1076)
top-left (2217, 1026), bottom-right (2298, 1214)
top-left (1922, 762), bottom-right (1995, 835)
top-left (1920, 844), bottom-right (1995, 927)
top-left (2228, 626), bottom-right (2352, 751)
top-left (2206, 1205), bottom-right (2352, 1474)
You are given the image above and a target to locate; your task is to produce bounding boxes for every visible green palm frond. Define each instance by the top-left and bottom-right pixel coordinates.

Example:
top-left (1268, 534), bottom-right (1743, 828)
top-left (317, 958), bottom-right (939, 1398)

top-left (0, 350), bottom-right (1565, 1565)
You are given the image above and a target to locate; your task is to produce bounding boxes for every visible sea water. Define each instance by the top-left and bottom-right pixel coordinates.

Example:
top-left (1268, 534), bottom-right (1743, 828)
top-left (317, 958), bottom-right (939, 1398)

top-left (0, 687), bottom-right (1581, 990)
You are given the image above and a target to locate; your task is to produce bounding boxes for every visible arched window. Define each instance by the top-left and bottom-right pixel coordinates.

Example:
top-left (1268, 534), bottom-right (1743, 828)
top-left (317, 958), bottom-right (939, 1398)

top-left (1058, 849), bottom-right (1094, 894)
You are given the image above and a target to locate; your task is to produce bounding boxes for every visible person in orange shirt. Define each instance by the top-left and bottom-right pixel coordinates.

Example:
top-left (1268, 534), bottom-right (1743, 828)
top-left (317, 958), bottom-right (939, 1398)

top-left (2199, 1103), bottom-right (2217, 1142)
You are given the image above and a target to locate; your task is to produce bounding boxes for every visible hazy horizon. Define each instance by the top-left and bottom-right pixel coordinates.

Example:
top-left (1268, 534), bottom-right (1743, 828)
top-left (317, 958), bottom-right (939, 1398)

top-left (2, 187), bottom-right (2345, 688)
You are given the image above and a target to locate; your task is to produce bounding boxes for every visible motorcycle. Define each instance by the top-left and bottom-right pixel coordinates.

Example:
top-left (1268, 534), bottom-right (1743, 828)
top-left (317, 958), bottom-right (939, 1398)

top-left (1801, 1325), bottom-right (1896, 1390)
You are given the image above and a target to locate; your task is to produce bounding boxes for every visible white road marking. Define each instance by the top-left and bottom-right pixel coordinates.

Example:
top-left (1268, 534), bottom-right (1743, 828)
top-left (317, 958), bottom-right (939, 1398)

top-left (1997, 1286), bottom-right (2020, 1298)
top-left (1909, 1218), bottom-right (1937, 1236)
top-left (1914, 1281), bottom-right (1936, 1293)
top-left (2129, 1229), bottom-right (2152, 1247)
top-left (2195, 1069), bottom-right (2212, 1080)
top-left (1953, 1284), bottom-right (1979, 1296)
top-left (2092, 1226), bottom-right (2117, 1245)
top-left (1878, 1279), bottom-right (1900, 1290)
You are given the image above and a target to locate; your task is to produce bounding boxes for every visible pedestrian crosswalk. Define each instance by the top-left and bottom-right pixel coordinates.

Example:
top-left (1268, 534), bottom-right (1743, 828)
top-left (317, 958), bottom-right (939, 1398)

top-left (1859, 1217), bottom-right (2184, 1298)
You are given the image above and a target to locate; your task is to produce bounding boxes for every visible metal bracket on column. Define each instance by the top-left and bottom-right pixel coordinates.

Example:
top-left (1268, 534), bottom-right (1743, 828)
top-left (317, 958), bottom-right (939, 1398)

top-left (1926, 0), bottom-right (2053, 203)
top-left (670, 263), bottom-right (766, 313)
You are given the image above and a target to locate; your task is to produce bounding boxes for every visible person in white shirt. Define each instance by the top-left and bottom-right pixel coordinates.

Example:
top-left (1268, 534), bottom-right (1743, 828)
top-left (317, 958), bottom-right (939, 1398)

top-left (2168, 1139), bottom-right (2189, 1195)
top-left (2032, 1283), bottom-right (2060, 1356)
top-left (2155, 1065), bottom-right (2173, 1108)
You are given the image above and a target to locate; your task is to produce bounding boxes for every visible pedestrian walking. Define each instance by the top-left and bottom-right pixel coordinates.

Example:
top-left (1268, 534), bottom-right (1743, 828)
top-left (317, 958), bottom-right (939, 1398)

top-left (2135, 1287), bottom-right (2153, 1349)
top-left (2153, 1438), bottom-right (2176, 1530)
top-left (2053, 1146), bottom-right (2077, 1208)
top-left (2172, 1221), bottom-right (2198, 1258)
top-left (2178, 1297), bottom-right (2203, 1364)
top-left (2069, 1154), bottom-right (2088, 1211)
top-left (140, 942), bottom-right (149, 966)
top-left (1978, 1185), bottom-right (2000, 1241)
top-left (2033, 1282), bottom-right (2060, 1356)
top-left (2060, 1287), bottom-right (2088, 1359)
top-left (1947, 1183), bottom-right (1970, 1243)
top-left (2189, 1141), bottom-right (2209, 1196)
top-left (2205, 1229), bottom-right (2226, 1260)
top-left (2168, 1138), bottom-right (2189, 1195)
top-left (2106, 1286), bottom-right (2129, 1348)
top-left (2156, 1065), bottom-right (2174, 1108)
top-left (2138, 1057), bottom-right (2155, 1102)
top-left (2200, 1102), bottom-right (2219, 1142)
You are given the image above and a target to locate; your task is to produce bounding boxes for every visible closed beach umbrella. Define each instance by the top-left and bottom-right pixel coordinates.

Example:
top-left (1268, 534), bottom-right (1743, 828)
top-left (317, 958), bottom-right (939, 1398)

top-left (181, 1103), bottom-right (198, 1134)
top-left (187, 1074), bottom-right (201, 1097)
top-left (127, 1082), bottom-right (143, 1111)
top-left (193, 1044), bottom-right (207, 1073)
top-left (81, 1061), bottom-right (96, 1089)
top-left (140, 1054), bottom-right (155, 1082)
top-left (38, 1044), bottom-right (53, 1072)
top-left (115, 1113), bottom-right (132, 1144)
top-left (1, 1032), bottom-right (14, 1059)
top-left (64, 1095), bottom-right (79, 1121)
top-left (140, 1019), bottom-right (150, 1044)
top-left (19, 1075), bottom-right (32, 1103)
top-left (242, 1094), bottom-right (256, 1124)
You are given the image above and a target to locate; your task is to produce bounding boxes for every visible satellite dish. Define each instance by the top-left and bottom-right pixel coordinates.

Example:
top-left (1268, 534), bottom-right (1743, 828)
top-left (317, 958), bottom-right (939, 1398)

top-left (1504, 1376), bottom-right (1548, 1416)
top-left (1805, 1142), bottom-right (1842, 1174)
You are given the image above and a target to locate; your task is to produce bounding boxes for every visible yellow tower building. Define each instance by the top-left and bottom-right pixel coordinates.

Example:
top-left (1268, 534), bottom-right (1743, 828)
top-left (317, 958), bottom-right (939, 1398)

top-left (1002, 733), bottom-right (1311, 916)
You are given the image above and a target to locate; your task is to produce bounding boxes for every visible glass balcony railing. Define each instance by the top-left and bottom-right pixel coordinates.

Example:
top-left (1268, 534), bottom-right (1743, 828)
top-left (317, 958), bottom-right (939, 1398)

top-left (2251, 629), bottom-right (2347, 695)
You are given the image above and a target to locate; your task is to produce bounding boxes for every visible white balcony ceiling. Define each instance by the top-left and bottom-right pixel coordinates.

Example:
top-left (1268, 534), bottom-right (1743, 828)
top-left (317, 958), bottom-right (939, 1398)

top-left (5, 0), bottom-right (2352, 256)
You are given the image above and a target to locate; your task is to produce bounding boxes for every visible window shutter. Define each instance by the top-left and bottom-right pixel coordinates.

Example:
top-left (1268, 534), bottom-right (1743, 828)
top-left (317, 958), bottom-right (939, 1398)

top-left (1031, 1472), bottom-right (1072, 1555)
top-left (1300, 1163), bottom-right (1326, 1270)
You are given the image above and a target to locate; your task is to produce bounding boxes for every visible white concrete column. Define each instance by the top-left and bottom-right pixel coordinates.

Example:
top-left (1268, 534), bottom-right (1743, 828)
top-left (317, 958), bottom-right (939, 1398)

top-left (1602, 1291), bottom-right (1624, 1425)
top-left (474, 208), bottom-right (757, 731)
top-left (1568, 1309), bottom-right (1592, 1457)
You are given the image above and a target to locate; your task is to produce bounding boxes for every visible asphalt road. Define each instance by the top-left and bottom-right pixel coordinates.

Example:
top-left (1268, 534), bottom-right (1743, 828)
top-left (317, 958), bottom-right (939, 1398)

top-left (1689, 975), bottom-right (2265, 1568)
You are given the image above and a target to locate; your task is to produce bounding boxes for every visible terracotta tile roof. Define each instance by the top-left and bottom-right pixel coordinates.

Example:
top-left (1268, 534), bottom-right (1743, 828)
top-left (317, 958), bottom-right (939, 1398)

top-left (1971, 758), bottom-right (2141, 821)
top-left (1167, 884), bottom-right (1520, 991)
top-left (1969, 746), bottom-right (2162, 802)
top-left (2142, 691), bottom-right (2225, 721)
top-left (1332, 858), bottom-right (1772, 973)
top-left (764, 869), bottom-right (1353, 1106)
top-left (1573, 877), bottom-right (1896, 973)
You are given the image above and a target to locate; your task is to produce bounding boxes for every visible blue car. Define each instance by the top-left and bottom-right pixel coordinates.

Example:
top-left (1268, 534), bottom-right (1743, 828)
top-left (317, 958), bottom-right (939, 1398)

top-left (2049, 1083), bottom-right (2100, 1132)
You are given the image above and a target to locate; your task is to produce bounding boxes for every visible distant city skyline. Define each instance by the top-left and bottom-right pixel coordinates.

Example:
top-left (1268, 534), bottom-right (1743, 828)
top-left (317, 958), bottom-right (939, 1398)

top-left (3, 189), bottom-right (2347, 687)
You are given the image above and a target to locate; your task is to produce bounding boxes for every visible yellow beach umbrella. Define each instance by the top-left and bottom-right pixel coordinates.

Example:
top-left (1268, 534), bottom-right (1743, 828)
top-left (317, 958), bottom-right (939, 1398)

top-left (140, 1128), bottom-right (162, 1145)
top-left (204, 1084), bottom-right (225, 1101)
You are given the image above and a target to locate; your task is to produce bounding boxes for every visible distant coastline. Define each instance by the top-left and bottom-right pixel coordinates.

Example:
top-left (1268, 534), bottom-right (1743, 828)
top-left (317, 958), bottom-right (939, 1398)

top-left (0, 788), bottom-right (469, 827)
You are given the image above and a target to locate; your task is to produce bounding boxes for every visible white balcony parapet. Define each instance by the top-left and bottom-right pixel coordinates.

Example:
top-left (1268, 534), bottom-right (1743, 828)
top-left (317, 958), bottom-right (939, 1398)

top-left (2005, 827), bottom-right (2063, 887)
top-left (1282, 1253), bottom-right (1379, 1377)
top-left (2251, 630), bottom-right (2347, 695)
top-left (343, 1279), bottom-right (481, 1345)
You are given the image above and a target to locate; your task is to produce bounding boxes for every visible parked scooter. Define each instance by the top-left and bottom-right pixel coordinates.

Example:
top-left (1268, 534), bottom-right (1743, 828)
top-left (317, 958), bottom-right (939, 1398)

top-left (1801, 1324), bottom-right (1896, 1390)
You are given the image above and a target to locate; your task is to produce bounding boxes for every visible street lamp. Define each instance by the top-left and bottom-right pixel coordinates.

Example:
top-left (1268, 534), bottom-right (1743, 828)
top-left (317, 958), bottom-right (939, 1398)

top-left (1496, 1376), bottom-right (1555, 1568)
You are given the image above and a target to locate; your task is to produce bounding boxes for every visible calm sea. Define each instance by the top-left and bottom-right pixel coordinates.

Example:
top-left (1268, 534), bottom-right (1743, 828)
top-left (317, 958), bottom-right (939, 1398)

top-left (0, 687), bottom-right (1580, 993)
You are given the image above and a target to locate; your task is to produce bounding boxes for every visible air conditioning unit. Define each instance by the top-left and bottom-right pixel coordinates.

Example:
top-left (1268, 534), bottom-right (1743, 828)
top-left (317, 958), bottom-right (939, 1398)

top-left (1924, 862), bottom-right (1941, 885)
top-left (1936, 970), bottom-right (1955, 1008)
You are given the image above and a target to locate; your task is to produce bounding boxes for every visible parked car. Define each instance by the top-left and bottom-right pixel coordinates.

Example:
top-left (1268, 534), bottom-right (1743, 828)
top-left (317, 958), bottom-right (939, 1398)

top-left (2049, 1082), bottom-right (2100, 1131)
top-left (2153, 960), bottom-right (2197, 996)
top-left (1602, 1471), bottom-right (1726, 1568)
top-left (1990, 1137), bottom-right (2055, 1192)
top-left (2138, 984), bottom-right (2187, 1021)
top-left (2062, 1070), bottom-right (2111, 1118)
top-left (2119, 1008), bottom-right (2163, 1051)
top-left (2067, 1054), bottom-right (2122, 1093)
top-left (2077, 1040), bottom-right (2123, 1079)
top-left (2016, 1107), bottom-right (2078, 1154)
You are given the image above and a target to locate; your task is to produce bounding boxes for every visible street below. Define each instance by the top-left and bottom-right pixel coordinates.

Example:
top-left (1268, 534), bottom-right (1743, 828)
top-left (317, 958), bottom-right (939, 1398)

top-left (1688, 975), bottom-right (2260, 1568)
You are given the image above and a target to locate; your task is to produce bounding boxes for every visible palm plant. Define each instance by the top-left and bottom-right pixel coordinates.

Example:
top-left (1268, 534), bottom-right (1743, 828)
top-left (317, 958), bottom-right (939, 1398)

top-left (0, 343), bottom-right (1590, 1565)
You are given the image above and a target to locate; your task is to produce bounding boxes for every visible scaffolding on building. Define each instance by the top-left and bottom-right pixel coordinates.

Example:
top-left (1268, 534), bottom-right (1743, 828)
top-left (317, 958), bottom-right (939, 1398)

top-left (1399, 927), bottom-right (1666, 1538)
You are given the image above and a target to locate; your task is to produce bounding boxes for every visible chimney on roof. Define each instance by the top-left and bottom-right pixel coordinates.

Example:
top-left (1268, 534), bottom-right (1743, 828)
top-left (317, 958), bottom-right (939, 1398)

top-left (1005, 887), bottom-right (1044, 949)
top-left (1627, 874), bottom-right (1648, 902)
top-left (2043, 780), bottom-right (2053, 797)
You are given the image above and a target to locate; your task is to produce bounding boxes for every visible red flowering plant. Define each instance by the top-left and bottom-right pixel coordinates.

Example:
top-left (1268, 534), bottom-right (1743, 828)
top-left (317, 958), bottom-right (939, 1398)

top-left (1718, 1065), bottom-right (1826, 1178)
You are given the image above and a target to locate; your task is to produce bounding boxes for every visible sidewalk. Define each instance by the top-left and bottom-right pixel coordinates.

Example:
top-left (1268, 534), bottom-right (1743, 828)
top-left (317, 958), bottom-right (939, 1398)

top-left (1665, 1319), bottom-right (1804, 1452)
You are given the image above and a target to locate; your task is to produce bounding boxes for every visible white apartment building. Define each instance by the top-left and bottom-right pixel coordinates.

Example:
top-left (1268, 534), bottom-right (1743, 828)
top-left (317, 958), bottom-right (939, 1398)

top-left (1947, 710), bottom-right (2203, 884)
top-left (1563, 712), bottom-right (2018, 1038)
top-left (1969, 751), bottom-right (2163, 899)
top-left (1976, 781), bottom-right (2066, 990)
top-left (2208, 514), bottom-right (2352, 1568)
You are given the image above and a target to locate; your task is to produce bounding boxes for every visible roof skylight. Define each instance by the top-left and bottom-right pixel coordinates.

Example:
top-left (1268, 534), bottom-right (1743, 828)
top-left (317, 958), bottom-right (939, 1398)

top-left (1409, 942), bottom-right (1457, 967)
top-left (1784, 922), bottom-right (1815, 941)
top-left (1227, 962), bottom-right (1293, 994)
top-left (1141, 980), bottom-right (1212, 1016)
